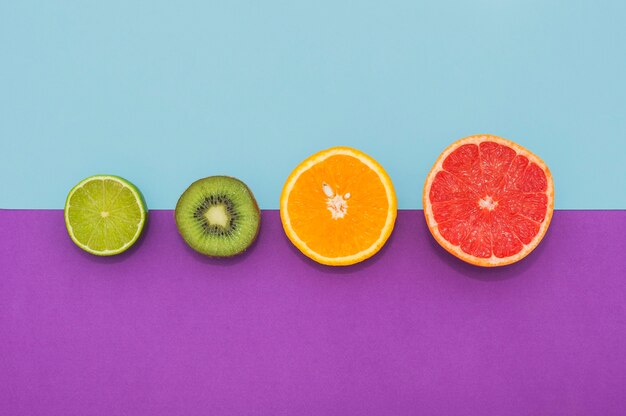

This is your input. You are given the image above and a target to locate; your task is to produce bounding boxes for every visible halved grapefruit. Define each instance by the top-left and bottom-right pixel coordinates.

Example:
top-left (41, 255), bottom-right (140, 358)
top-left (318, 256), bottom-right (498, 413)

top-left (423, 135), bottom-right (554, 267)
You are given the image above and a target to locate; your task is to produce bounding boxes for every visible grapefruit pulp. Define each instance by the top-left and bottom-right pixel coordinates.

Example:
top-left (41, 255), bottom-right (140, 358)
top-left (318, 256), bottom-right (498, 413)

top-left (423, 135), bottom-right (554, 267)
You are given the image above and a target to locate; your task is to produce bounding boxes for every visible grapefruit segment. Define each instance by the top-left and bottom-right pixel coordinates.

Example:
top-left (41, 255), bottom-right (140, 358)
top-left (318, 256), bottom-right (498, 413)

top-left (424, 135), bottom-right (554, 267)
top-left (479, 141), bottom-right (516, 194)
top-left (430, 171), bottom-right (479, 203)
top-left (442, 143), bottom-right (482, 186)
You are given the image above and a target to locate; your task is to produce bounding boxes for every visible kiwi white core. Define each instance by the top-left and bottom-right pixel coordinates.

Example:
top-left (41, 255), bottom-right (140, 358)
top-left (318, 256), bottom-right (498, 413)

top-left (205, 204), bottom-right (230, 228)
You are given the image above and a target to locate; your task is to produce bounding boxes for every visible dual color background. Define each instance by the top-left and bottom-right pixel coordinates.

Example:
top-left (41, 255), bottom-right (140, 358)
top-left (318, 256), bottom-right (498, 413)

top-left (1, 0), bottom-right (625, 210)
top-left (3, 3), bottom-right (626, 415)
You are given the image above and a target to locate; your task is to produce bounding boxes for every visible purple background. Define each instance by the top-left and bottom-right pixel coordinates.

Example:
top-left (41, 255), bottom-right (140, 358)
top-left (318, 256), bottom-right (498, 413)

top-left (1, 210), bottom-right (625, 415)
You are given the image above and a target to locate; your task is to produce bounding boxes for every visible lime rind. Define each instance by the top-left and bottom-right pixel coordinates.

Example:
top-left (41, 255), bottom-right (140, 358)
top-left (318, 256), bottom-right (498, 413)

top-left (64, 175), bottom-right (147, 256)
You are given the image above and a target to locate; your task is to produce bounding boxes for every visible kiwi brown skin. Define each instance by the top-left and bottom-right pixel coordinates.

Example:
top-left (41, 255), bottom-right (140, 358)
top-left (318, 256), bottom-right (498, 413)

top-left (174, 175), bottom-right (261, 258)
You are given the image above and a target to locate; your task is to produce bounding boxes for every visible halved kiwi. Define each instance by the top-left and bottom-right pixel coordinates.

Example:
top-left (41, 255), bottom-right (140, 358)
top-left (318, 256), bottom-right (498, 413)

top-left (175, 176), bottom-right (261, 257)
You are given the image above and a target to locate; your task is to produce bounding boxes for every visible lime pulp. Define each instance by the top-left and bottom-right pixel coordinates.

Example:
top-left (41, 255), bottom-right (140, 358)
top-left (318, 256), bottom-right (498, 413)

top-left (64, 175), bottom-right (147, 256)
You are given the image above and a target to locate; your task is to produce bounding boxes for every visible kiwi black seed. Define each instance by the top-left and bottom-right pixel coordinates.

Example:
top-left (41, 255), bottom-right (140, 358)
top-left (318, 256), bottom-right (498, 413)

top-left (175, 176), bottom-right (260, 257)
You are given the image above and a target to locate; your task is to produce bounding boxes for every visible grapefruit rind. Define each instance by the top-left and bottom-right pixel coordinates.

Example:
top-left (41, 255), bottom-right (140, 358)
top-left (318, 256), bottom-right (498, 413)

top-left (423, 135), bottom-right (554, 267)
top-left (280, 146), bottom-right (397, 266)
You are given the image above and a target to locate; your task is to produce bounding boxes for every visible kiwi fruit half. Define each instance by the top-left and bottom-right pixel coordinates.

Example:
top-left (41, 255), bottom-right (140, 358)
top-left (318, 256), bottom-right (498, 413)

top-left (175, 176), bottom-right (261, 257)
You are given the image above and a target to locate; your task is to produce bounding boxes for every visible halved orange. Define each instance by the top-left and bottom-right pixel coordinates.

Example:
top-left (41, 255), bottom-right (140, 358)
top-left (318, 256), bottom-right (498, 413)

top-left (280, 147), bottom-right (397, 266)
top-left (423, 135), bottom-right (554, 267)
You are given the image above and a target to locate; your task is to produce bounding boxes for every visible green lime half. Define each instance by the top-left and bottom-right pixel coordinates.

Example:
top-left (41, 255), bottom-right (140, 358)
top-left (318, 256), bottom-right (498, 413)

top-left (64, 175), bottom-right (147, 256)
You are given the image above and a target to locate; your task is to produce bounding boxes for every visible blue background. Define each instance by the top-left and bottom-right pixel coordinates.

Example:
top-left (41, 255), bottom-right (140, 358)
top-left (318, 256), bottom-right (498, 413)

top-left (1, 0), bottom-right (625, 209)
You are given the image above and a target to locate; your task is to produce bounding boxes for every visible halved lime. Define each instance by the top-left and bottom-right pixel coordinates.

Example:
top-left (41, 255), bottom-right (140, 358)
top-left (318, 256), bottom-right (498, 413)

top-left (64, 175), bottom-right (147, 256)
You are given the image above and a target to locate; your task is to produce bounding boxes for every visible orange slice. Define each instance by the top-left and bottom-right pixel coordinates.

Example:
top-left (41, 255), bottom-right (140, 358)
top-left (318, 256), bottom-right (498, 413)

top-left (280, 147), bottom-right (397, 266)
top-left (423, 135), bottom-right (554, 267)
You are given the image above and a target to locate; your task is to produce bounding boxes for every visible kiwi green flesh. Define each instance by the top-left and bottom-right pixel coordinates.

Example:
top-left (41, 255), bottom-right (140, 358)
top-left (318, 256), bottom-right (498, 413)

top-left (175, 176), bottom-right (260, 257)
